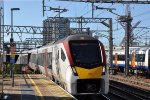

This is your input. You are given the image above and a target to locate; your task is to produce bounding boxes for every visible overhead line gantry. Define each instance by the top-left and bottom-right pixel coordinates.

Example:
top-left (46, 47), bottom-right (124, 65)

top-left (57, 0), bottom-right (150, 4)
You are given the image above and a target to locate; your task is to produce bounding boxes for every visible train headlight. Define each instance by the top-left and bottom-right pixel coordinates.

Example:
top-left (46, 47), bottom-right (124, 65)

top-left (71, 65), bottom-right (78, 76)
top-left (102, 67), bottom-right (106, 75)
top-left (103, 67), bottom-right (105, 72)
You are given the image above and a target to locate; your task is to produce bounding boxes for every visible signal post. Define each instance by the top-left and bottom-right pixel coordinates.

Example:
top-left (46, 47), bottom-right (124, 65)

top-left (10, 42), bottom-right (16, 87)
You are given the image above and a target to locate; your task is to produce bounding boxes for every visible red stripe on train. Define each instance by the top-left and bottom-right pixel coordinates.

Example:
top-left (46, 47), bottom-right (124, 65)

top-left (99, 41), bottom-right (106, 66)
top-left (63, 41), bottom-right (74, 65)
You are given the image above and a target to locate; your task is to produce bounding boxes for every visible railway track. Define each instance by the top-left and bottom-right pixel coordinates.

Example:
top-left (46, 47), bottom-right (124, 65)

top-left (75, 94), bottom-right (110, 100)
top-left (108, 80), bottom-right (150, 100)
top-left (109, 74), bottom-right (150, 91)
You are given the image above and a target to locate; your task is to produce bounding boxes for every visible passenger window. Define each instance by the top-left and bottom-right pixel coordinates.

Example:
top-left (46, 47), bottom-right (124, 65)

top-left (48, 53), bottom-right (52, 69)
top-left (61, 48), bottom-right (66, 61)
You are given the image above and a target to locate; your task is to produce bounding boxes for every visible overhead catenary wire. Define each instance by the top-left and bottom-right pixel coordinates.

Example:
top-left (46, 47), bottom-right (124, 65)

top-left (47, 1), bottom-right (150, 46)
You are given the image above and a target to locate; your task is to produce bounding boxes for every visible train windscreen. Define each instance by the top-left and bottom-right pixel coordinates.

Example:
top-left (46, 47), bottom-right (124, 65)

top-left (70, 41), bottom-right (102, 68)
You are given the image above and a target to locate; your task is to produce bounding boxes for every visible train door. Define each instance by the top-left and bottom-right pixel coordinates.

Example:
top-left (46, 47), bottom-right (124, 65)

top-left (131, 52), bottom-right (136, 68)
top-left (52, 46), bottom-right (57, 79)
top-left (59, 48), bottom-right (67, 83)
top-left (136, 50), bottom-right (140, 68)
top-left (27, 53), bottom-right (31, 64)
top-left (44, 49), bottom-right (48, 76)
top-left (47, 51), bottom-right (52, 79)
top-left (56, 48), bottom-right (61, 80)
top-left (114, 53), bottom-right (118, 67)
top-left (52, 45), bottom-right (61, 82)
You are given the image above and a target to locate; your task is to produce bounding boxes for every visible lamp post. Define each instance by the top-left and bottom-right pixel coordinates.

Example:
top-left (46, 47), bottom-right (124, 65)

top-left (10, 8), bottom-right (20, 87)
top-left (10, 8), bottom-right (20, 42)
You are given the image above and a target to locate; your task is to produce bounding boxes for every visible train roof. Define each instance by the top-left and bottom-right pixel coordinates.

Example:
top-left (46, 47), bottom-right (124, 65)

top-left (54, 34), bottom-right (97, 44)
top-left (26, 34), bottom-right (99, 51)
top-left (113, 46), bottom-right (150, 54)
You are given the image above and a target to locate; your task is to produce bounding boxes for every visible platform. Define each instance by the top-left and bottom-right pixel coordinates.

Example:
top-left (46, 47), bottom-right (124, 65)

top-left (2, 74), bottom-right (76, 100)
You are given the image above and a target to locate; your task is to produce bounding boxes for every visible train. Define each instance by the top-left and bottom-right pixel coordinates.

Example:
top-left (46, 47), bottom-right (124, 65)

top-left (113, 47), bottom-right (150, 74)
top-left (16, 34), bottom-right (109, 95)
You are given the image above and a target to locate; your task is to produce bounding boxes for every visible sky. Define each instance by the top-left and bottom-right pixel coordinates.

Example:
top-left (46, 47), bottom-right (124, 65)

top-left (3, 0), bottom-right (150, 47)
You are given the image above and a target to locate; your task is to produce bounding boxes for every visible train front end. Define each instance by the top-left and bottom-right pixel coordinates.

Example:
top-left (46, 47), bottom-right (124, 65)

top-left (64, 35), bottom-right (109, 95)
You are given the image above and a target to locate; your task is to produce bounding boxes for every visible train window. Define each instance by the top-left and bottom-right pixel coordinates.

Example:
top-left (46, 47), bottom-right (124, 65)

top-left (61, 48), bottom-right (66, 61)
top-left (70, 41), bottom-right (102, 68)
top-left (136, 54), bottom-right (145, 62)
top-left (117, 55), bottom-right (125, 61)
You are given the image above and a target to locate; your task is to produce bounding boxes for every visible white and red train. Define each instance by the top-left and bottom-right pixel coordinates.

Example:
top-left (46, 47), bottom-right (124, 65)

top-left (16, 34), bottom-right (109, 95)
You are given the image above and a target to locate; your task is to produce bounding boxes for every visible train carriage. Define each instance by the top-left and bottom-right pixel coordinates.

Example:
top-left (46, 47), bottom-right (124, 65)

top-left (134, 47), bottom-right (150, 71)
top-left (113, 47), bottom-right (150, 74)
top-left (17, 34), bottom-right (109, 95)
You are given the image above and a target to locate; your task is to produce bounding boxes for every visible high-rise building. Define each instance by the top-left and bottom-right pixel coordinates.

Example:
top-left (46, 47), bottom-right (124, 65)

top-left (43, 17), bottom-right (70, 45)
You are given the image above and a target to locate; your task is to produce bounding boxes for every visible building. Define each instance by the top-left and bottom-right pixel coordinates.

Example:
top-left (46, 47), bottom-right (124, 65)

top-left (43, 17), bottom-right (70, 45)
